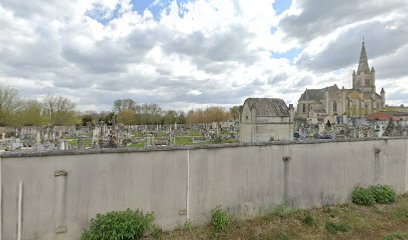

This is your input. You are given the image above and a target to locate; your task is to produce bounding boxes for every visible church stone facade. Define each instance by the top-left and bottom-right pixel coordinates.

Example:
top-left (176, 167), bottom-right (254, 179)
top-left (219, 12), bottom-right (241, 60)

top-left (297, 41), bottom-right (385, 119)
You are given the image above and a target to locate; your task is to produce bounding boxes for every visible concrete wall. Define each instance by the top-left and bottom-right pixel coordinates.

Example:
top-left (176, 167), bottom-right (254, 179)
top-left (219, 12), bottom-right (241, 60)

top-left (1, 138), bottom-right (407, 240)
top-left (1, 151), bottom-right (188, 240)
top-left (240, 123), bottom-right (293, 142)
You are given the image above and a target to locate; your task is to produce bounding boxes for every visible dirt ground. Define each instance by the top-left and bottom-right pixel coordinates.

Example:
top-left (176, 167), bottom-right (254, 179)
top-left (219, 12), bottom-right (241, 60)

top-left (148, 194), bottom-right (408, 240)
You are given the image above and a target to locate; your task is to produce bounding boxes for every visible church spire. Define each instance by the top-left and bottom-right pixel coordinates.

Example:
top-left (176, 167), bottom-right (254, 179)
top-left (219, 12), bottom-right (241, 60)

top-left (353, 39), bottom-right (376, 93)
top-left (357, 39), bottom-right (370, 74)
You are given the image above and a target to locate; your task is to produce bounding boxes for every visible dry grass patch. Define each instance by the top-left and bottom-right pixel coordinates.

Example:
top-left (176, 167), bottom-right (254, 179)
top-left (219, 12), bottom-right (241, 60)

top-left (147, 194), bottom-right (408, 240)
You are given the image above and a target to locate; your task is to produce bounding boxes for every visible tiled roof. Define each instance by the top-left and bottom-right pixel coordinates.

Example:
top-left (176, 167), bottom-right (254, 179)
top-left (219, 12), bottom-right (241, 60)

top-left (367, 112), bottom-right (391, 121)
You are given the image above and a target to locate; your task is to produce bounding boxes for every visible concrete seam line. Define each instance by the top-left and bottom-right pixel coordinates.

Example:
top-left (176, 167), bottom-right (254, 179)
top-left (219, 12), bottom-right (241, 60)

top-left (406, 139), bottom-right (408, 192)
top-left (186, 149), bottom-right (190, 220)
top-left (0, 157), bottom-right (2, 240)
top-left (17, 181), bottom-right (23, 240)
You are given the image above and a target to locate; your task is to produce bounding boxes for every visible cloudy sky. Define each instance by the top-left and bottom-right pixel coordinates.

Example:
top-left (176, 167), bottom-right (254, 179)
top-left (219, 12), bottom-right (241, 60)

top-left (0, 0), bottom-right (407, 112)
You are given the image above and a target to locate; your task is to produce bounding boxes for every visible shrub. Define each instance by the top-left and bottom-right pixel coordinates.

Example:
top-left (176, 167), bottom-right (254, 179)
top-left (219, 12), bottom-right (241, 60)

top-left (369, 185), bottom-right (396, 204)
top-left (81, 209), bottom-right (155, 240)
top-left (325, 222), bottom-right (349, 234)
top-left (352, 186), bottom-right (375, 206)
top-left (352, 185), bottom-right (397, 206)
top-left (210, 206), bottom-right (231, 234)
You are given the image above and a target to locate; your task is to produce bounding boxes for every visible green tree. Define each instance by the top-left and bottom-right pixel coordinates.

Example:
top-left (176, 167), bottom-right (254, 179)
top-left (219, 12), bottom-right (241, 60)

top-left (15, 99), bottom-right (48, 126)
top-left (42, 95), bottom-right (80, 125)
top-left (100, 111), bottom-right (115, 125)
top-left (117, 109), bottom-right (137, 125)
top-left (163, 110), bottom-right (177, 124)
top-left (113, 99), bottom-right (137, 113)
top-left (177, 111), bottom-right (186, 124)
top-left (81, 111), bottom-right (95, 126)
top-left (137, 104), bottom-right (163, 124)
top-left (0, 85), bottom-right (22, 126)
top-left (229, 106), bottom-right (241, 121)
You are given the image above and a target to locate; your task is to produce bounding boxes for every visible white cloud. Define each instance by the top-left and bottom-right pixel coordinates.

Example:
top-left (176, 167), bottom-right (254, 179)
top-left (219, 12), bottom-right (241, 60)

top-left (0, 0), bottom-right (407, 112)
top-left (186, 89), bottom-right (202, 96)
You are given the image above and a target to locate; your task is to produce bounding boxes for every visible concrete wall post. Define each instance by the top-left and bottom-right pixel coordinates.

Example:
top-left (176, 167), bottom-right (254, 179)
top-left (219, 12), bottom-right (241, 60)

top-left (54, 170), bottom-right (68, 234)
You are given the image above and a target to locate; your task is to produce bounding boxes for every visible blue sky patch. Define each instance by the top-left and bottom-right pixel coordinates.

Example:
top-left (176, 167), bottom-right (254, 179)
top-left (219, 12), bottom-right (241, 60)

top-left (271, 48), bottom-right (302, 60)
top-left (270, 26), bottom-right (278, 34)
top-left (131, 0), bottom-right (192, 20)
top-left (86, 3), bottom-right (122, 25)
top-left (272, 0), bottom-right (292, 15)
top-left (131, 0), bottom-right (152, 16)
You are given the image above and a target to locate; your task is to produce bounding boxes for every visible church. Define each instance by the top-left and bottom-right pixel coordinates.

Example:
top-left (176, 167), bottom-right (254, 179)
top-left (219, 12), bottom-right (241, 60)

top-left (297, 41), bottom-right (385, 121)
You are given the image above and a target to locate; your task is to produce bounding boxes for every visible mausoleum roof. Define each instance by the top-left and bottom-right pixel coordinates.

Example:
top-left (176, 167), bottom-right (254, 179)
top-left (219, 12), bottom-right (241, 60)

top-left (244, 98), bottom-right (290, 117)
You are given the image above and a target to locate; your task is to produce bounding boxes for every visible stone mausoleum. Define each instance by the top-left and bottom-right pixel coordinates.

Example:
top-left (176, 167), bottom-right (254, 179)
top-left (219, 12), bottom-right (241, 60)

top-left (297, 41), bottom-right (385, 121)
top-left (240, 98), bottom-right (294, 143)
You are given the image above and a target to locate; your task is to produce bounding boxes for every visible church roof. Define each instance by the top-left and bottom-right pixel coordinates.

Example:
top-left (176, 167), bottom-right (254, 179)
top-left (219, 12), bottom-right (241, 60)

top-left (343, 89), bottom-right (382, 99)
top-left (310, 109), bottom-right (326, 113)
top-left (298, 84), bottom-right (340, 101)
top-left (244, 98), bottom-right (290, 117)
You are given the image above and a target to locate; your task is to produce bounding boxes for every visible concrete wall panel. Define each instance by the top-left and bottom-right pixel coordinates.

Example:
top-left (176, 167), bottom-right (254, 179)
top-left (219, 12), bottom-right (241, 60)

top-left (1, 151), bottom-right (188, 240)
top-left (0, 138), bottom-right (407, 239)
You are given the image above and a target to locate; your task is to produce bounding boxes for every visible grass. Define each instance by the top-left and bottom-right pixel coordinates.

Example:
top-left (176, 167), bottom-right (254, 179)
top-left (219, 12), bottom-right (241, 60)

top-left (128, 142), bottom-right (145, 149)
top-left (175, 136), bottom-right (193, 145)
top-left (131, 131), bottom-right (144, 137)
top-left (146, 193), bottom-right (408, 240)
top-left (178, 130), bottom-right (201, 137)
top-left (66, 138), bottom-right (93, 147)
top-left (383, 232), bottom-right (408, 240)
top-left (302, 211), bottom-right (317, 227)
top-left (325, 222), bottom-right (349, 234)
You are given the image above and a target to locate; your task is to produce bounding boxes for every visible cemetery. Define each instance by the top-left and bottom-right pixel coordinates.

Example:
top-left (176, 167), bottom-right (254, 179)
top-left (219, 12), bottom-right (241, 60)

top-left (0, 122), bottom-right (240, 153)
top-left (1, 106), bottom-right (407, 153)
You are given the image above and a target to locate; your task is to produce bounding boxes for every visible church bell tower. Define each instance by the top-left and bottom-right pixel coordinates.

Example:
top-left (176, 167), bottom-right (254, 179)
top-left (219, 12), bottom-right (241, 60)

top-left (352, 40), bottom-right (376, 92)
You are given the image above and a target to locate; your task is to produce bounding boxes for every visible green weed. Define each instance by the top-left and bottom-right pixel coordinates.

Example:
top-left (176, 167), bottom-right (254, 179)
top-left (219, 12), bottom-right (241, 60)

top-left (302, 212), bottom-right (317, 227)
top-left (383, 232), bottom-right (405, 240)
top-left (369, 185), bottom-right (396, 204)
top-left (325, 222), bottom-right (349, 234)
top-left (81, 209), bottom-right (155, 240)
top-left (184, 219), bottom-right (193, 231)
top-left (211, 206), bottom-right (231, 234)
top-left (352, 186), bottom-right (375, 206)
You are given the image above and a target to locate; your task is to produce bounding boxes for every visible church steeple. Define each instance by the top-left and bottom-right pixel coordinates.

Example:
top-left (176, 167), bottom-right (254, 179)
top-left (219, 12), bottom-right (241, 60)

top-left (352, 39), bottom-right (376, 92)
top-left (357, 40), bottom-right (370, 74)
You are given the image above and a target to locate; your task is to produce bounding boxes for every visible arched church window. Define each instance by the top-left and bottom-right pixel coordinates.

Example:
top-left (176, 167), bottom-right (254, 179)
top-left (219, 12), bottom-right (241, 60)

top-left (365, 78), bottom-right (370, 85)
top-left (302, 104), bottom-right (306, 113)
top-left (333, 101), bottom-right (337, 113)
